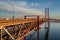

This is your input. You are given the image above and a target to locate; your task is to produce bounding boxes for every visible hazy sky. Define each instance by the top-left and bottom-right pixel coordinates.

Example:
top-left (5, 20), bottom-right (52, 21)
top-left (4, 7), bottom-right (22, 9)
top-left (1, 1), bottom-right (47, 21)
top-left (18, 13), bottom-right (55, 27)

top-left (0, 0), bottom-right (60, 18)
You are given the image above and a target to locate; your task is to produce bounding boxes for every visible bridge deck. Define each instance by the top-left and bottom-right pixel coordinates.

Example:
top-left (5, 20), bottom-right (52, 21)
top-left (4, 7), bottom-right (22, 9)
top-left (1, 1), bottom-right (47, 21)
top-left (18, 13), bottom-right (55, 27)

top-left (0, 19), bottom-right (36, 29)
top-left (0, 18), bottom-right (46, 40)
top-left (0, 18), bottom-right (46, 29)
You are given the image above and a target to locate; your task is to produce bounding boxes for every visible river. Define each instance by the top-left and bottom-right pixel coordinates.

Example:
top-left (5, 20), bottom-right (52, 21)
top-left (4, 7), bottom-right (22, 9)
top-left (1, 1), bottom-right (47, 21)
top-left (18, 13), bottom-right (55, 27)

top-left (26, 23), bottom-right (60, 40)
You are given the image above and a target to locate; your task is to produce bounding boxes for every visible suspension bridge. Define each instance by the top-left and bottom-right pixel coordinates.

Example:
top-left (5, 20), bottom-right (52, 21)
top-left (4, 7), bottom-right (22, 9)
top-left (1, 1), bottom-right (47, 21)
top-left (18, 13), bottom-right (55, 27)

top-left (0, 8), bottom-right (60, 40)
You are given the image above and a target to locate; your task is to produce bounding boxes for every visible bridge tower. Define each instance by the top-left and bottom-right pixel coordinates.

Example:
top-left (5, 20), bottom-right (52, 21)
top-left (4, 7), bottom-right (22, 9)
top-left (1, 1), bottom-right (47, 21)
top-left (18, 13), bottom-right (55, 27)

top-left (45, 8), bottom-right (50, 40)
top-left (45, 8), bottom-right (50, 28)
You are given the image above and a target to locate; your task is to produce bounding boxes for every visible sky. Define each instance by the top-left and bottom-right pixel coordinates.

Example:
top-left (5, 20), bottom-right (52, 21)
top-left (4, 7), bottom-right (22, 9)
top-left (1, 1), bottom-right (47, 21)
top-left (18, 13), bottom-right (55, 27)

top-left (0, 0), bottom-right (60, 19)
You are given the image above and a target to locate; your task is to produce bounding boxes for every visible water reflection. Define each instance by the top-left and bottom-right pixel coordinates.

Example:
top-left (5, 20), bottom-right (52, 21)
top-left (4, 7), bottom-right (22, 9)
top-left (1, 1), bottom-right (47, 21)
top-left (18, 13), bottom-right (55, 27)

top-left (27, 23), bottom-right (60, 40)
top-left (44, 27), bottom-right (50, 40)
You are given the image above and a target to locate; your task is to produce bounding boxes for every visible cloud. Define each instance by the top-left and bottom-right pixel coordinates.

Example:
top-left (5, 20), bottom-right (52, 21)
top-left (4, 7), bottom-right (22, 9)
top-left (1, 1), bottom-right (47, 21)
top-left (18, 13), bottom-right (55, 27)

top-left (13, 1), bottom-right (28, 7)
top-left (0, 1), bottom-right (43, 16)
top-left (0, 1), bottom-right (13, 12)
top-left (27, 2), bottom-right (41, 9)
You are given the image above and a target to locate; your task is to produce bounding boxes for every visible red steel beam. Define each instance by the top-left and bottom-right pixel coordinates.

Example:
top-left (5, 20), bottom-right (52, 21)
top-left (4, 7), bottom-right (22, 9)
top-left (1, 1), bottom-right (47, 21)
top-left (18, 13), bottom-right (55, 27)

top-left (37, 16), bottom-right (40, 40)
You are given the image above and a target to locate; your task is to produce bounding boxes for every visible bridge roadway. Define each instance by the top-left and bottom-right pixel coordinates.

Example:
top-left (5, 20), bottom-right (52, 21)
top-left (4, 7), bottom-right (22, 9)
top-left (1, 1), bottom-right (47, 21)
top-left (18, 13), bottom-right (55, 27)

top-left (0, 18), bottom-right (46, 40)
top-left (0, 19), bottom-right (37, 29)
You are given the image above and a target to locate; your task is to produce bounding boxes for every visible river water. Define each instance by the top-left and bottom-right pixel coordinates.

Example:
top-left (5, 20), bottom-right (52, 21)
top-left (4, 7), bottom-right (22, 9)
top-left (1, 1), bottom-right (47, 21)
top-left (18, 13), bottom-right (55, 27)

top-left (26, 23), bottom-right (60, 40)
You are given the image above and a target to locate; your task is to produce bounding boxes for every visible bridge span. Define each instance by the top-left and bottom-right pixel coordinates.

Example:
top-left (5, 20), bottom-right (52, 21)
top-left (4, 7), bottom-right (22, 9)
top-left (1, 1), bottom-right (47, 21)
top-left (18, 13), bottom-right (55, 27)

top-left (0, 15), bottom-right (47, 40)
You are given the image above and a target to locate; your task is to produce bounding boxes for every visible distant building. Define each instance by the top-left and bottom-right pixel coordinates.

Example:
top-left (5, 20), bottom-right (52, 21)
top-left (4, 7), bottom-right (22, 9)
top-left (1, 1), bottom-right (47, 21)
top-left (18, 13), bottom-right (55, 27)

top-left (6, 18), bottom-right (10, 20)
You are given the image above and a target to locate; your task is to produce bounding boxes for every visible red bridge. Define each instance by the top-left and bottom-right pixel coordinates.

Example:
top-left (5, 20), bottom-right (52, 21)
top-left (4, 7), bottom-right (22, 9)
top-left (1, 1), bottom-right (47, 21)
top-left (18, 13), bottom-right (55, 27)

top-left (0, 15), bottom-right (47, 40)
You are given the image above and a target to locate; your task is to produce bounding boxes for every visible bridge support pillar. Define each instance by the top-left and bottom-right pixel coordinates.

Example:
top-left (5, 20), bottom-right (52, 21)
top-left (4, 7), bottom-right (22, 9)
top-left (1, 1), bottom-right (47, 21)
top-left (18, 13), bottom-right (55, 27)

top-left (37, 16), bottom-right (40, 40)
top-left (24, 16), bottom-right (26, 20)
